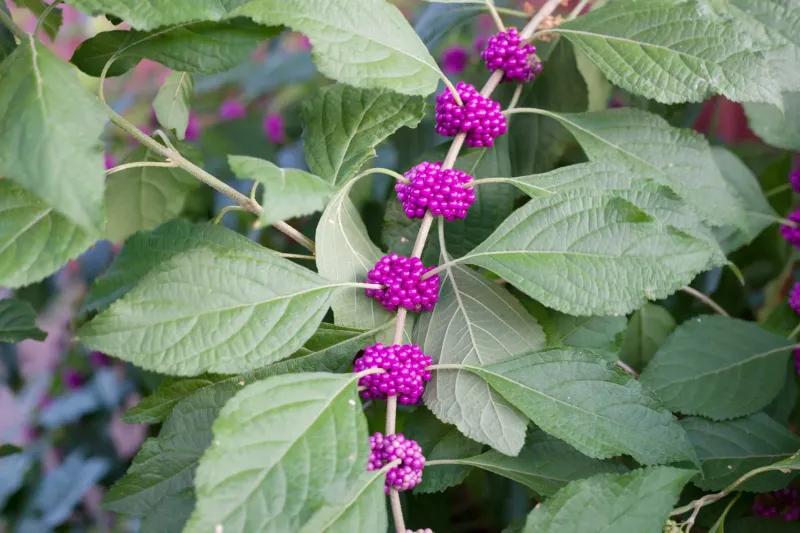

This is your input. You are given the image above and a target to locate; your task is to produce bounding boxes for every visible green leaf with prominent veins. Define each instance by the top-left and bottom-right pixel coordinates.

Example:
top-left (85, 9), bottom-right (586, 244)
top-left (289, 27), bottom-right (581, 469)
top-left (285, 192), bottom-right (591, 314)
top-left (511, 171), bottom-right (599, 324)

top-left (535, 108), bottom-right (748, 230)
top-left (522, 467), bottom-right (696, 533)
top-left (640, 316), bottom-right (793, 420)
top-left (0, 37), bottom-right (106, 232)
top-left (681, 413), bottom-right (800, 492)
top-left (153, 71), bottom-right (194, 140)
top-left (459, 348), bottom-right (697, 465)
top-left (552, 0), bottom-right (782, 106)
top-left (104, 145), bottom-right (200, 243)
top-left (451, 430), bottom-right (626, 497)
top-left (619, 303), bottom-right (676, 373)
top-left (183, 373), bottom-right (380, 533)
top-left (233, 0), bottom-right (442, 96)
top-left (316, 182), bottom-right (394, 332)
top-left (70, 20), bottom-right (279, 77)
top-left (745, 92), bottom-right (800, 151)
top-left (461, 189), bottom-right (723, 316)
top-left (0, 299), bottom-right (46, 343)
top-left (418, 264), bottom-right (546, 456)
top-left (63, 0), bottom-right (248, 30)
top-left (295, 469), bottom-right (387, 533)
top-left (79, 224), bottom-right (346, 376)
top-left (302, 84), bottom-right (425, 187)
top-left (228, 155), bottom-right (334, 225)
top-left (0, 180), bottom-right (94, 288)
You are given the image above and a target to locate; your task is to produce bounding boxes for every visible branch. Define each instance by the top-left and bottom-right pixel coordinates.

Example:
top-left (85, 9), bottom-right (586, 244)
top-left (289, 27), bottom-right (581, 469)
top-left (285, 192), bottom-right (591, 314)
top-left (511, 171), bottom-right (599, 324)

top-left (680, 286), bottom-right (729, 317)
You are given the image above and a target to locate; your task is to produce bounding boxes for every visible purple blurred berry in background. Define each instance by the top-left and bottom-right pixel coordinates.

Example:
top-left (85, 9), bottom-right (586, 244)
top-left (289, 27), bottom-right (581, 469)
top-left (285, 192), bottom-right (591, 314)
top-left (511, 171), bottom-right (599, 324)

top-left (440, 45), bottom-right (469, 75)
top-left (218, 98), bottom-right (247, 120)
top-left (263, 113), bottom-right (286, 144)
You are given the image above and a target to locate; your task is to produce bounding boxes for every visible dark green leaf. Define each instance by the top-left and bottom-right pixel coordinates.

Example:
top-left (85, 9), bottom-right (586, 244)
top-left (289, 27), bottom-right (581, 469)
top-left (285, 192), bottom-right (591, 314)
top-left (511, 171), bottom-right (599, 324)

top-left (153, 71), bottom-right (194, 140)
top-left (0, 299), bottom-right (46, 343)
top-left (0, 444), bottom-right (21, 458)
top-left (619, 303), bottom-right (676, 373)
top-left (640, 316), bottom-right (792, 420)
top-left (0, 4), bottom-right (15, 60)
top-left (140, 491), bottom-right (195, 533)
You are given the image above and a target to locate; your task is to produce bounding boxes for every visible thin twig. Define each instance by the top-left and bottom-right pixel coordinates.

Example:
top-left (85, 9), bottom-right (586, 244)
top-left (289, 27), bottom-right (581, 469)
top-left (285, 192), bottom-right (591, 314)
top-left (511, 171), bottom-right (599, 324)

top-left (567, 0), bottom-right (592, 19)
top-left (484, 0), bottom-right (506, 31)
top-left (616, 360), bottom-right (639, 378)
top-left (680, 286), bottom-right (730, 317)
top-left (787, 322), bottom-right (800, 340)
top-left (277, 253), bottom-right (316, 261)
top-left (212, 205), bottom-right (245, 224)
top-left (105, 161), bottom-right (178, 175)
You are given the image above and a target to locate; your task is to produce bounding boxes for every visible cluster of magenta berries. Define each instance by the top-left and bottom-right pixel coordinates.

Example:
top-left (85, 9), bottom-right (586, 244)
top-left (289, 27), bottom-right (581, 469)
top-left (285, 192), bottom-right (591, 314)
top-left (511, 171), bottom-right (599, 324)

top-left (481, 27), bottom-right (542, 82)
top-left (435, 82), bottom-right (507, 148)
top-left (365, 254), bottom-right (440, 312)
top-left (783, 169), bottom-right (800, 315)
top-left (368, 433), bottom-right (426, 493)
top-left (753, 488), bottom-right (800, 521)
top-left (354, 344), bottom-right (433, 404)
top-left (397, 162), bottom-right (476, 221)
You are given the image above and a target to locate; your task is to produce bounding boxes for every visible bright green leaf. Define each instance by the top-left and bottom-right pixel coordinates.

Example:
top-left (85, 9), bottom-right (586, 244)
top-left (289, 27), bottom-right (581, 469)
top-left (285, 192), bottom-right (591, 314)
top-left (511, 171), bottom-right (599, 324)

top-left (745, 92), bottom-right (800, 151)
top-left (522, 467), bottom-right (696, 533)
top-left (79, 223), bottom-right (347, 376)
top-left (70, 20), bottom-right (279, 77)
top-left (458, 348), bottom-right (697, 465)
top-left (103, 145), bottom-right (200, 243)
top-left (681, 413), bottom-right (800, 492)
top-left (14, 0), bottom-right (62, 40)
top-left (183, 373), bottom-right (379, 533)
top-left (153, 71), bottom-right (194, 140)
top-left (63, 0), bottom-right (245, 29)
top-left (0, 299), bottom-right (46, 343)
top-left (302, 84), bottom-right (425, 187)
top-left (452, 429), bottom-right (626, 497)
top-left (0, 180), bottom-right (94, 288)
top-left (461, 189), bottom-right (724, 316)
top-left (418, 264), bottom-right (546, 456)
top-left (640, 316), bottom-right (793, 420)
top-left (619, 303), bottom-right (676, 373)
top-left (295, 469), bottom-right (387, 533)
top-left (228, 155), bottom-right (334, 225)
top-left (0, 37), bottom-right (106, 232)
top-left (552, 0), bottom-right (781, 106)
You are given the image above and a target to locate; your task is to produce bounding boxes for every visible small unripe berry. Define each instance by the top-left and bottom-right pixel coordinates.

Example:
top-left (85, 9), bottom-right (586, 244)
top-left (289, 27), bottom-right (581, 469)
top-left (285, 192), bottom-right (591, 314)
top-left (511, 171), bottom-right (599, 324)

top-left (368, 433), bottom-right (425, 493)
top-left (396, 162), bottom-right (476, 221)
top-left (481, 27), bottom-right (542, 82)
top-left (434, 82), bottom-right (507, 148)
top-left (353, 344), bottom-right (433, 404)
top-left (365, 254), bottom-right (440, 312)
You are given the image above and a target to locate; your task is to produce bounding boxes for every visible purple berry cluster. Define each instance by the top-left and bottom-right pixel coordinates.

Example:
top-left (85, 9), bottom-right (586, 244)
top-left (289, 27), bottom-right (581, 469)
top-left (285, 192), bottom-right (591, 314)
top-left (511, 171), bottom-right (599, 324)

top-left (353, 344), bottom-right (433, 404)
top-left (481, 27), bottom-right (542, 82)
top-left (753, 488), bottom-right (800, 521)
top-left (791, 169), bottom-right (800, 193)
top-left (790, 282), bottom-right (800, 314)
top-left (434, 82), bottom-right (507, 148)
top-left (368, 433), bottom-right (425, 493)
top-left (365, 254), bottom-right (440, 312)
top-left (396, 162), bottom-right (476, 221)
top-left (780, 211), bottom-right (800, 247)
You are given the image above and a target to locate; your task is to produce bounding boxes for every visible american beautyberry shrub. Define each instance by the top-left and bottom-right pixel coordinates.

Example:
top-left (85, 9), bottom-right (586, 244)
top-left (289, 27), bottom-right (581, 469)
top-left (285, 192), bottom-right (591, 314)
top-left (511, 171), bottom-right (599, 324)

top-left (481, 27), bottom-right (542, 82)
top-left (781, 211), bottom-right (800, 247)
top-left (368, 433), bottom-right (426, 493)
top-left (396, 161), bottom-right (476, 220)
top-left (353, 343), bottom-right (433, 404)
top-left (364, 254), bottom-right (440, 312)
top-left (434, 81), bottom-right (507, 147)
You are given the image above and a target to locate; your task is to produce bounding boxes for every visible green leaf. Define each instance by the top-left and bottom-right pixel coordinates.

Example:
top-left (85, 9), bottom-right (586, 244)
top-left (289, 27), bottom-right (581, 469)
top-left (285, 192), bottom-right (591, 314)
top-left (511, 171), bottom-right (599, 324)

top-left (461, 188), bottom-right (723, 316)
top-left (460, 348), bottom-right (697, 465)
top-left (316, 181), bottom-right (393, 332)
top-left (451, 429), bottom-right (626, 497)
top-left (14, 0), bottom-right (63, 40)
top-left (0, 4), bottom-right (15, 60)
top-left (123, 322), bottom-right (386, 424)
top-left (0, 37), bottom-right (106, 232)
top-left (403, 407), bottom-right (483, 494)
top-left (139, 491), bottom-right (195, 533)
top-left (550, 312), bottom-right (626, 361)
top-left (79, 223), bottom-right (346, 376)
top-left (70, 20), bottom-right (279, 77)
top-left (153, 71), bottom-right (194, 140)
top-left (103, 145), bottom-right (200, 243)
top-left (301, 84), bottom-right (425, 187)
top-left (711, 147), bottom-right (777, 253)
top-left (681, 413), bottom-right (800, 492)
top-left (522, 467), bottom-right (696, 533)
top-left (228, 155), bottom-right (334, 225)
top-left (708, 493), bottom-right (741, 533)
top-left (536, 108), bottom-right (748, 230)
top-left (0, 444), bottom-right (22, 458)
top-left (639, 316), bottom-right (793, 420)
top-left (104, 389), bottom-right (216, 516)
top-left (64, 0), bottom-right (245, 29)
top-left (418, 264), bottom-right (546, 456)
top-left (0, 180), bottom-right (94, 288)
top-left (552, 0), bottom-right (781, 106)
top-left (183, 373), bottom-right (380, 533)
top-left (745, 92), bottom-right (800, 151)
top-left (0, 299), bottom-right (46, 343)
top-left (295, 469), bottom-right (387, 533)
top-left (233, 0), bottom-right (442, 96)
top-left (619, 303), bottom-right (676, 373)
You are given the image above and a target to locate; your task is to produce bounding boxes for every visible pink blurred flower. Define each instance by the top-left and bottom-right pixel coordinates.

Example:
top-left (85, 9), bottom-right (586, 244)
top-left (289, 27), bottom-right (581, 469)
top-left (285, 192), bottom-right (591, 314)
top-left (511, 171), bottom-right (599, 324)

top-left (185, 112), bottom-right (201, 141)
top-left (218, 98), bottom-right (247, 120)
top-left (441, 46), bottom-right (469, 75)
top-left (263, 113), bottom-right (286, 144)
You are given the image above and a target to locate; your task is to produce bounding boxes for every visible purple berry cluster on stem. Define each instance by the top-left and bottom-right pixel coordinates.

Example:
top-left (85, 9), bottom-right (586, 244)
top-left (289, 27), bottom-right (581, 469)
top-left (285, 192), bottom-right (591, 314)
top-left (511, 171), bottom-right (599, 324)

top-left (354, 344), bottom-right (433, 404)
top-left (396, 162), bottom-right (476, 221)
top-left (790, 169), bottom-right (800, 193)
top-left (753, 488), bottom-right (800, 521)
top-left (780, 211), bottom-right (800, 247)
top-left (368, 433), bottom-right (426, 493)
top-left (481, 27), bottom-right (542, 82)
top-left (789, 282), bottom-right (800, 314)
top-left (435, 82), bottom-right (507, 148)
top-left (364, 254), bottom-right (440, 312)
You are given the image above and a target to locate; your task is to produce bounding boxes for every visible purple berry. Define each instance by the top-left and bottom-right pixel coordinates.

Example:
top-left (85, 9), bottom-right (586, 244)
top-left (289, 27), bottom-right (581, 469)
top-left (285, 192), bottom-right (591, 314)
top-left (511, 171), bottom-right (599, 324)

top-left (753, 487), bottom-right (800, 521)
top-left (353, 344), bottom-right (433, 404)
top-left (441, 46), bottom-right (469, 75)
top-left (790, 282), bottom-right (800, 314)
top-left (434, 81), bottom-right (507, 148)
top-left (218, 98), bottom-right (247, 120)
top-left (368, 432), bottom-right (425, 493)
top-left (781, 211), bottom-right (800, 247)
top-left (791, 169), bottom-right (800, 194)
top-left (396, 162), bottom-right (476, 221)
top-left (365, 254), bottom-right (440, 312)
top-left (481, 27), bottom-right (541, 83)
